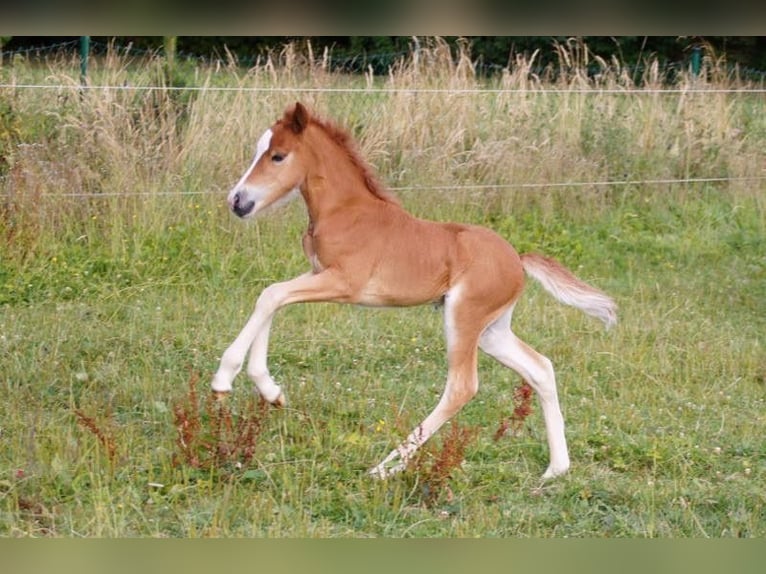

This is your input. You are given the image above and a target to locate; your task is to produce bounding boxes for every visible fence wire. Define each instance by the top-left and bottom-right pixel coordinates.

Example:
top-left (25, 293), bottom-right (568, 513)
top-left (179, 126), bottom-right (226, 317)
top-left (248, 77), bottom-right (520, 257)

top-left (8, 176), bottom-right (761, 200)
top-left (4, 83), bottom-right (766, 95)
top-left (2, 66), bottom-right (765, 202)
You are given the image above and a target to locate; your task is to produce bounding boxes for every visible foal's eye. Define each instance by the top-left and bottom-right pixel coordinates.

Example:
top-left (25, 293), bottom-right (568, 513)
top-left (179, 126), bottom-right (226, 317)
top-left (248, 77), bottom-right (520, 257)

top-left (271, 153), bottom-right (285, 163)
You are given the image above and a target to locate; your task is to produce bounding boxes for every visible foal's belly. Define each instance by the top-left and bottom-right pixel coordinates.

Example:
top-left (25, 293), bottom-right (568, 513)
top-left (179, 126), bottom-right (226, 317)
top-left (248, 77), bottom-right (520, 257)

top-left (355, 222), bottom-right (522, 308)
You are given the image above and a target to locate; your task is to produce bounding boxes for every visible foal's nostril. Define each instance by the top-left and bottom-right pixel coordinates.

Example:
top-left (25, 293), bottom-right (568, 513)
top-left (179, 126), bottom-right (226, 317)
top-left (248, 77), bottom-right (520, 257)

top-left (230, 190), bottom-right (256, 218)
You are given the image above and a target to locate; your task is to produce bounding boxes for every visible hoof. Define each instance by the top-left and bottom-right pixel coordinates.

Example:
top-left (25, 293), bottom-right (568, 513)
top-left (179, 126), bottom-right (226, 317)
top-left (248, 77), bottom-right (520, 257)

top-left (369, 461), bottom-right (405, 480)
top-left (369, 466), bottom-right (388, 480)
top-left (271, 392), bottom-right (287, 408)
top-left (212, 390), bottom-right (230, 402)
top-left (541, 462), bottom-right (570, 481)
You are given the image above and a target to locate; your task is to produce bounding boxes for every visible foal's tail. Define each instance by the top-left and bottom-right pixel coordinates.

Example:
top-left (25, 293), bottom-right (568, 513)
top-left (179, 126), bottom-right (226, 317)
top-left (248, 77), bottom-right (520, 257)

top-left (520, 253), bottom-right (617, 329)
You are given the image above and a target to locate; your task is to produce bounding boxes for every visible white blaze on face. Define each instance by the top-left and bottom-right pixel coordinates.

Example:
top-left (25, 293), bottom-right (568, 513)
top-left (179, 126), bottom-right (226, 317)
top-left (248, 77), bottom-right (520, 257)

top-left (227, 127), bottom-right (300, 217)
top-left (230, 128), bottom-right (273, 198)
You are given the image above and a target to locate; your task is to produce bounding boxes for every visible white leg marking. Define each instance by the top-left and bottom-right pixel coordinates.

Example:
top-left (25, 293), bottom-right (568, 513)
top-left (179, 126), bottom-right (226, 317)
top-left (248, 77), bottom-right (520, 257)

top-left (212, 271), bottom-right (347, 404)
top-left (211, 271), bottom-right (309, 401)
top-left (244, 284), bottom-right (284, 403)
top-left (211, 314), bottom-right (260, 394)
top-left (370, 285), bottom-right (480, 478)
top-left (211, 315), bottom-right (283, 401)
top-left (479, 306), bottom-right (570, 480)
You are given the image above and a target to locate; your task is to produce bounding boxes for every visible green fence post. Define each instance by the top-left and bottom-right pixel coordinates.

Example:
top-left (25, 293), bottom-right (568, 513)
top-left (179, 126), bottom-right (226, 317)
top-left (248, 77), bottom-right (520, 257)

top-left (691, 45), bottom-right (701, 77)
top-left (80, 36), bottom-right (90, 85)
top-left (163, 36), bottom-right (177, 85)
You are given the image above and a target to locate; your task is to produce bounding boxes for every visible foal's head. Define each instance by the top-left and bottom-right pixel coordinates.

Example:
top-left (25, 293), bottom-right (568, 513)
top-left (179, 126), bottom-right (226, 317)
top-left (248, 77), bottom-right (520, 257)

top-left (228, 102), bottom-right (312, 218)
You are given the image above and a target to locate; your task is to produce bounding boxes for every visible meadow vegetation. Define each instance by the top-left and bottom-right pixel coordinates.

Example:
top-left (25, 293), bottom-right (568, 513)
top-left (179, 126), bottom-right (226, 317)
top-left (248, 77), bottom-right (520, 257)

top-left (0, 38), bottom-right (764, 537)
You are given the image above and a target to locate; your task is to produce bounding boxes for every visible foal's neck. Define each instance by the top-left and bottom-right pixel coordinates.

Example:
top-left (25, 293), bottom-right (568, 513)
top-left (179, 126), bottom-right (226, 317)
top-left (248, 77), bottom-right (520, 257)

top-left (300, 131), bottom-right (390, 222)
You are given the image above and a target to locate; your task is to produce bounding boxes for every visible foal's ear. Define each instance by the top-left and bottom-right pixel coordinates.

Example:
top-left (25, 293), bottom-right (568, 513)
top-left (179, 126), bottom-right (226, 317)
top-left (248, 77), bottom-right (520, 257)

top-left (289, 102), bottom-right (309, 134)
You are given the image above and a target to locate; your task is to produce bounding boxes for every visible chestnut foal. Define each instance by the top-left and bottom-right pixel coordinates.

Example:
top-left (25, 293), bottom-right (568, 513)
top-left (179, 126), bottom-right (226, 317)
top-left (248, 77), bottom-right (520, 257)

top-left (211, 102), bottom-right (617, 479)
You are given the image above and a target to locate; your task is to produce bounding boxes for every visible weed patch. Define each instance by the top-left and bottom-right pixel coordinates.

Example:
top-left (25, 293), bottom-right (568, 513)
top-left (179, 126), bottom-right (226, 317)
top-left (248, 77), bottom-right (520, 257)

top-left (73, 408), bottom-right (119, 466)
top-left (172, 372), bottom-right (269, 476)
top-left (493, 381), bottom-right (534, 441)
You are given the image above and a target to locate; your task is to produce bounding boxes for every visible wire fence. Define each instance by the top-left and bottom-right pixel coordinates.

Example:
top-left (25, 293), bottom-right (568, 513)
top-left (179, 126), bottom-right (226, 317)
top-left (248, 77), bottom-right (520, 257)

top-left (13, 177), bottom-right (763, 200)
top-left (2, 84), bottom-right (765, 199)
top-left (2, 41), bottom-right (765, 201)
top-left (4, 83), bottom-right (766, 95)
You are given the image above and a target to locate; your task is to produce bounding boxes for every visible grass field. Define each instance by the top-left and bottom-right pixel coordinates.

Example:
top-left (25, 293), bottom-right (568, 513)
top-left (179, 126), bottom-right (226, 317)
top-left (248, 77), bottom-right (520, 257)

top-left (1, 39), bottom-right (764, 537)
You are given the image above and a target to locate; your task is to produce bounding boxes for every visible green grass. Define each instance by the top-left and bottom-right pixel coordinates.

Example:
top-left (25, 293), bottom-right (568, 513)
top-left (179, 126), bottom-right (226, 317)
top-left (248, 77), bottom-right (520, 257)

top-left (1, 42), bottom-right (765, 537)
top-left (1, 188), bottom-right (764, 537)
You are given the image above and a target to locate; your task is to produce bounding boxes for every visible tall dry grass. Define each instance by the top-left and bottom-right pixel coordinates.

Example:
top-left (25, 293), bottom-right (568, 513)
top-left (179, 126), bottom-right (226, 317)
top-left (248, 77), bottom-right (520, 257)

top-left (1, 38), bottom-right (764, 259)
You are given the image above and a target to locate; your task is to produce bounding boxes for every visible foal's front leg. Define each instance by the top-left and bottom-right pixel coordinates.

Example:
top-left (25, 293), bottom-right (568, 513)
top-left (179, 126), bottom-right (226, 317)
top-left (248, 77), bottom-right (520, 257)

top-left (211, 271), bottom-right (349, 403)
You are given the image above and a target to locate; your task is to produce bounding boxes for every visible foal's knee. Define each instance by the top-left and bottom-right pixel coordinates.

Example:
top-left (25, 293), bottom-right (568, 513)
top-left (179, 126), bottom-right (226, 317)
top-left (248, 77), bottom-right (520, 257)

top-left (256, 283), bottom-right (283, 314)
top-left (478, 329), bottom-right (503, 356)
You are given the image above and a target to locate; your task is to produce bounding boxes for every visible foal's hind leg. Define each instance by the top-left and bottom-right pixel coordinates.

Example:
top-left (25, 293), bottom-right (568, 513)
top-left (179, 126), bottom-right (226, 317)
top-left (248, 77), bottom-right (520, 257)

top-left (370, 286), bottom-right (484, 479)
top-left (479, 306), bottom-right (570, 479)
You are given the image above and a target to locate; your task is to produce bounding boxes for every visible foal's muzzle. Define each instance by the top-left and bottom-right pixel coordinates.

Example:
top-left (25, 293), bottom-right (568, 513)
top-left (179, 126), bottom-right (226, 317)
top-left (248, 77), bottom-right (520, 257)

top-left (230, 190), bottom-right (255, 218)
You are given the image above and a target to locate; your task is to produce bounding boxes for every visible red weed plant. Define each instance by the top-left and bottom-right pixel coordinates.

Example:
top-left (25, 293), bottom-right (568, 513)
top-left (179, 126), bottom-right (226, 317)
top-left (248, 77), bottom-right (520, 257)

top-left (73, 408), bottom-right (119, 465)
top-left (411, 420), bottom-right (478, 506)
top-left (493, 381), bottom-right (534, 441)
top-left (172, 371), bottom-right (269, 473)
top-left (16, 497), bottom-right (54, 536)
